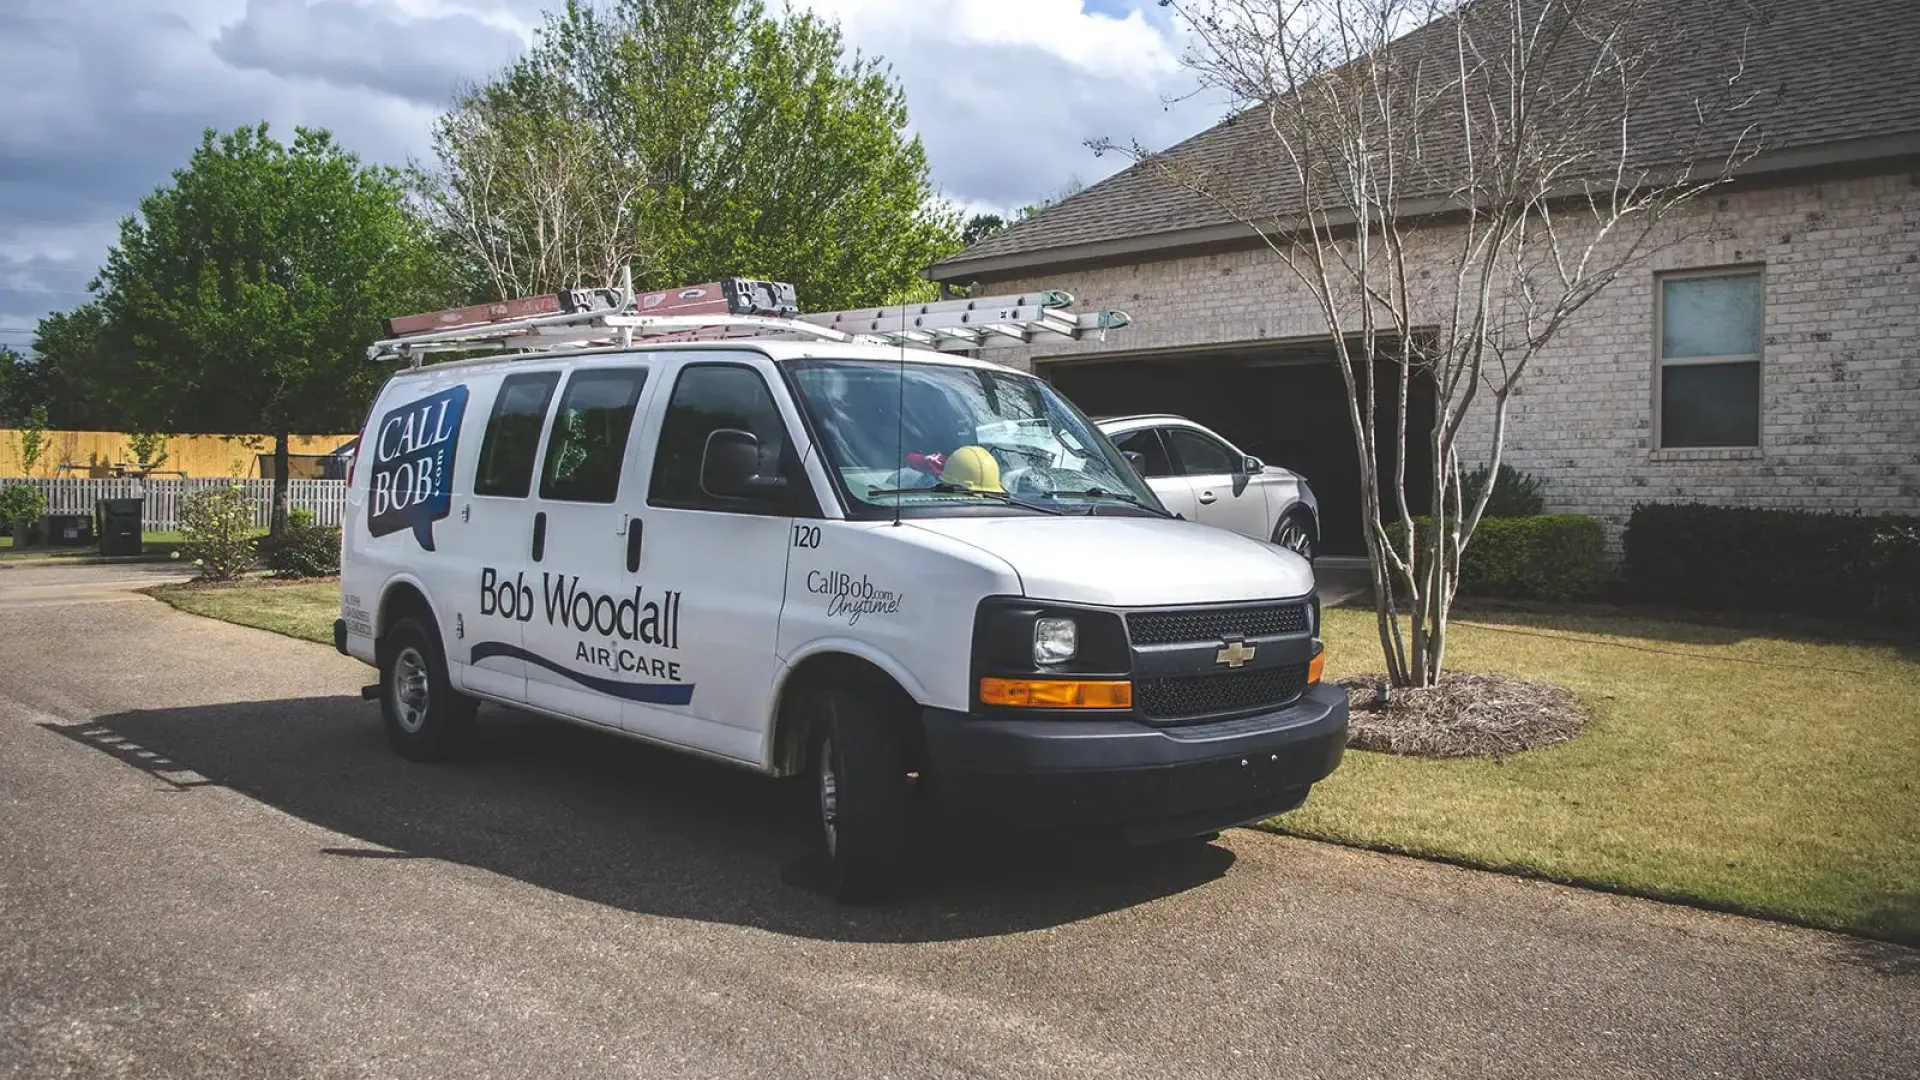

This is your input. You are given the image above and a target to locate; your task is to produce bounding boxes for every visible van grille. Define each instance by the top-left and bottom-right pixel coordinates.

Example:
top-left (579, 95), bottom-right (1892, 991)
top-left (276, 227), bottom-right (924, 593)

top-left (1126, 603), bottom-right (1309, 647)
top-left (1135, 663), bottom-right (1312, 722)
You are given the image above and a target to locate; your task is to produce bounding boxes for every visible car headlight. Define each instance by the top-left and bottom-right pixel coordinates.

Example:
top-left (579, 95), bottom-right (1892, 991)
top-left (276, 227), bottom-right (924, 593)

top-left (1033, 617), bottom-right (1078, 665)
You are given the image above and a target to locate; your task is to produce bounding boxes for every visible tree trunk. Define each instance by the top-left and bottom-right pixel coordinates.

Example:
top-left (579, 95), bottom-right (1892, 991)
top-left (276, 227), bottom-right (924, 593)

top-left (271, 429), bottom-right (291, 538)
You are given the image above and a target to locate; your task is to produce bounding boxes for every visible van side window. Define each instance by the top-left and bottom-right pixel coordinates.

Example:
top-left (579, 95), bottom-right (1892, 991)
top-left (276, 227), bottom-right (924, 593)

top-left (539, 369), bottom-right (648, 503)
top-left (474, 372), bottom-right (560, 498)
top-left (649, 364), bottom-right (791, 511)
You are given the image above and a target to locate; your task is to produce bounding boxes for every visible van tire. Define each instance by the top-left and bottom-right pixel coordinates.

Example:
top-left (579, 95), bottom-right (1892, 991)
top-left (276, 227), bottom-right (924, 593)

top-left (811, 683), bottom-right (912, 903)
top-left (379, 616), bottom-right (476, 762)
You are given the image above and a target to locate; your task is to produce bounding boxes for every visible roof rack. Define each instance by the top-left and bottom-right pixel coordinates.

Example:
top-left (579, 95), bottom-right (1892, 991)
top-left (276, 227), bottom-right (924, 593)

top-left (367, 267), bottom-right (1130, 367)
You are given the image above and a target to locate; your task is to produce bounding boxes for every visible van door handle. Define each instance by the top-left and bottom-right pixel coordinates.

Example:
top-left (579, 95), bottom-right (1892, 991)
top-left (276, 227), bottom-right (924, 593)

top-left (531, 512), bottom-right (547, 562)
top-left (626, 520), bottom-right (643, 572)
top-left (1197, 491), bottom-right (1217, 504)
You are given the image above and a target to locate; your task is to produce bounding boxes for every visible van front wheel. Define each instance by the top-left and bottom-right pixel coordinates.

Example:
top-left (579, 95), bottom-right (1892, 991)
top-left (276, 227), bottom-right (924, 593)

top-left (811, 684), bottom-right (911, 903)
top-left (379, 616), bottom-right (476, 762)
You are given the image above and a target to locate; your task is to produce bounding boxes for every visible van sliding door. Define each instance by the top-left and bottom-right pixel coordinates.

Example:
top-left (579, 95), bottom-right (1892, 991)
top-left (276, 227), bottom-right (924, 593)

top-left (451, 369), bottom-right (563, 704)
top-left (519, 365), bottom-right (656, 729)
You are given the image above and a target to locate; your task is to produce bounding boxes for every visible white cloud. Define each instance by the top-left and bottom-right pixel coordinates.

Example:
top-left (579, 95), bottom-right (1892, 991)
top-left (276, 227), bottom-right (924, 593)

top-left (0, 0), bottom-right (1223, 338)
top-left (213, 0), bottom-right (526, 104)
top-left (804, 0), bottom-right (1220, 212)
top-left (810, 0), bottom-right (1181, 79)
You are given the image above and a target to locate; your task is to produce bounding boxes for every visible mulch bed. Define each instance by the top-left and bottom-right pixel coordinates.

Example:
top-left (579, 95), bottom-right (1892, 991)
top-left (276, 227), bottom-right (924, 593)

top-left (1338, 672), bottom-right (1589, 759)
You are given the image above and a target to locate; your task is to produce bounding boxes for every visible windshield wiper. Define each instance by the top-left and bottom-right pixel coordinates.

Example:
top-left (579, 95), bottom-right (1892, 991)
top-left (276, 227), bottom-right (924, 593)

top-left (1047, 488), bottom-right (1175, 518)
top-left (866, 482), bottom-right (1066, 516)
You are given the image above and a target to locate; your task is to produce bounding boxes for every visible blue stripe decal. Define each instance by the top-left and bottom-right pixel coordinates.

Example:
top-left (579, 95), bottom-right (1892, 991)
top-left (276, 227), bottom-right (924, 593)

top-left (469, 641), bottom-right (696, 706)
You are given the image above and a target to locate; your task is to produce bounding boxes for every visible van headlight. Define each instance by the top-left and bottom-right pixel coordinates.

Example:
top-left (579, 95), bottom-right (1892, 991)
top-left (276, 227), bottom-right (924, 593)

top-left (1033, 617), bottom-right (1078, 665)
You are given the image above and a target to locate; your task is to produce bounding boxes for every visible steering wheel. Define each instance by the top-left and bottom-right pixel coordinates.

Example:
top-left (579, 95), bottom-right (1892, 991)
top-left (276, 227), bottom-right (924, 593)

top-left (1004, 465), bottom-right (1059, 497)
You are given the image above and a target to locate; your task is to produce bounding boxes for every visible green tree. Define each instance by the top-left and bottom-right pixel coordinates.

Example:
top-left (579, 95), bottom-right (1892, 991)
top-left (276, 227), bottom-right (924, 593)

top-left (26, 303), bottom-right (134, 430)
top-left (418, 0), bottom-right (959, 309)
top-left (961, 213), bottom-right (1007, 247)
top-left (414, 87), bottom-right (651, 300)
top-left (126, 431), bottom-right (171, 474)
top-left (16, 404), bottom-right (49, 477)
top-left (97, 124), bottom-right (456, 534)
top-left (0, 348), bottom-right (29, 428)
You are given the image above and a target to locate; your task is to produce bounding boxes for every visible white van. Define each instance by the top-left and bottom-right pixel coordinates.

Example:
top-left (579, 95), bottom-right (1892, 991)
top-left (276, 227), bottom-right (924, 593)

top-left (335, 281), bottom-right (1348, 899)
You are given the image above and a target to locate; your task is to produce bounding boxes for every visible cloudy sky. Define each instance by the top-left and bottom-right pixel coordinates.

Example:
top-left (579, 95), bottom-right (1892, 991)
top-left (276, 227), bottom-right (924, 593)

top-left (0, 0), bottom-right (1225, 350)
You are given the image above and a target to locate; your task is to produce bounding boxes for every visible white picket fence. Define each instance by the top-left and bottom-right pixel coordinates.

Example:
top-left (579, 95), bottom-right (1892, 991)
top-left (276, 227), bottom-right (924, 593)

top-left (16, 478), bottom-right (349, 531)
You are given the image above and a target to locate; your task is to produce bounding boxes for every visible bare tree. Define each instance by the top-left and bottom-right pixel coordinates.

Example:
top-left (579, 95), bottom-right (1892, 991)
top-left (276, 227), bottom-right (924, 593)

top-left (413, 89), bottom-right (652, 299)
top-left (1096, 0), bottom-right (1760, 686)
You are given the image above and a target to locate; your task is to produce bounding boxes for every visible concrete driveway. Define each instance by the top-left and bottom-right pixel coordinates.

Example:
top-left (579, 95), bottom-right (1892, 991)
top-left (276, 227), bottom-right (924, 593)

top-left (1, 564), bottom-right (1914, 1079)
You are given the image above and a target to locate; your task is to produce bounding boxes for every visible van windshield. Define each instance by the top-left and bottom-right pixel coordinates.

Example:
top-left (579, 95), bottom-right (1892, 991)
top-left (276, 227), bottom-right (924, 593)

top-left (787, 358), bottom-right (1165, 518)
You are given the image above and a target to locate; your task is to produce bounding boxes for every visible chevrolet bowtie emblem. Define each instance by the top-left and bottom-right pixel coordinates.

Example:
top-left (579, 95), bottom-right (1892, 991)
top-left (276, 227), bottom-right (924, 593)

top-left (1215, 641), bottom-right (1257, 668)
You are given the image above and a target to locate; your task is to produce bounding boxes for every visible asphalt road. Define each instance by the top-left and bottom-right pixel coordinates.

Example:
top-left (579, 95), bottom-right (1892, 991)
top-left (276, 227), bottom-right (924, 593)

top-left (2, 564), bottom-right (1915, 1079)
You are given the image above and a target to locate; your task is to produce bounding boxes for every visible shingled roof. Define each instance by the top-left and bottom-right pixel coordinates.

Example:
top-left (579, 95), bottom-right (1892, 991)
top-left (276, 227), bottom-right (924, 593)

top-left (929, 0), bottom-right (1920, 283)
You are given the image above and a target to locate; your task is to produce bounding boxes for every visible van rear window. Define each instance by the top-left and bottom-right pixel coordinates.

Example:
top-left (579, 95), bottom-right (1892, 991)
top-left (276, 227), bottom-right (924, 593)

top-left (474, 372), bottom-right (560, 498)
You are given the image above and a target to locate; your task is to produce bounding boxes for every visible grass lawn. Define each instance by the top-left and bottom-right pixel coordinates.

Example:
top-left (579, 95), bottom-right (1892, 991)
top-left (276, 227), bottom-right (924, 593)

top-left (1280, 607), bottom-right (1920, 944)
top-left (1, 530), bottom-right (193, 560)
top-left (146, 577), bottom-right (1919, 944)
top-left (148, 579), bottom-right (340, 644)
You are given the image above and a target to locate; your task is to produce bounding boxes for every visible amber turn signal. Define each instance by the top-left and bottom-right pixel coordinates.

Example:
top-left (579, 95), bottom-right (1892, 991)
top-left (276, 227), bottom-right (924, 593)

top-left (980, 677), bottom-right (1133, 709)
top-left (1307, 649), bottom-right (1326, 685)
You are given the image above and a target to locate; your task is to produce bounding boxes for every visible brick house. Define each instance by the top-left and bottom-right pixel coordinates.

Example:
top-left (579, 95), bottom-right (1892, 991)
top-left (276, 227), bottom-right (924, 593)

top-left (926, 0), bottom-right (1920, 558)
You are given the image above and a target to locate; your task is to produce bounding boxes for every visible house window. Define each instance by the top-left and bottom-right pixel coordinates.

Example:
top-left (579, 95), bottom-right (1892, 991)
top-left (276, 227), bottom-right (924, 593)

top-left (1656, 268), bottom-right (1762, 448)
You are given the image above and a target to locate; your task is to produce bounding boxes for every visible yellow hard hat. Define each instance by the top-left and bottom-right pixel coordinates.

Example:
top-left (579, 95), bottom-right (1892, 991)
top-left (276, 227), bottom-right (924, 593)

top-left (942, 445), bottom-right (1002, 492)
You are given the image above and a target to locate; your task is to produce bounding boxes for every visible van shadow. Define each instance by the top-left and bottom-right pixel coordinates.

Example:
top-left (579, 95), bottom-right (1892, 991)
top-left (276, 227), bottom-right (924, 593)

top-left (51, 697), bottom-right (1233, 944)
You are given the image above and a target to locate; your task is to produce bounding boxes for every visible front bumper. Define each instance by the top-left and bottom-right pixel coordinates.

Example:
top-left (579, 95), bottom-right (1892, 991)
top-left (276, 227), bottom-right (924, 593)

top-left (922, 682), bottom-right (1348, 843)
top-left (333, 618), bottom-right (348, 657)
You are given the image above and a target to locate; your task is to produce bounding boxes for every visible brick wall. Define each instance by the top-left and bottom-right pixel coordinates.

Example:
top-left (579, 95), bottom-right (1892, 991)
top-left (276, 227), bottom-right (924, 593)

top-left (978, 171), bottom-right (1920, 547)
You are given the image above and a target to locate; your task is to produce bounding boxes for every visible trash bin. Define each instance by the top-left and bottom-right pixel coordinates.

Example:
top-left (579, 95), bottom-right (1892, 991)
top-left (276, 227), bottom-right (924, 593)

top-left (43, 512), bottom-right (95, 548)
top-left (96, 498), bottom-right (143, 557)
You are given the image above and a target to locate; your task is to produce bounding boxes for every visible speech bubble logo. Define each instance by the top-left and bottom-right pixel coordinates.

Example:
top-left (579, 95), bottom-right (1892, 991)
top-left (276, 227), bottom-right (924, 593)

top-left (366, 384), bottom-right (469, 551)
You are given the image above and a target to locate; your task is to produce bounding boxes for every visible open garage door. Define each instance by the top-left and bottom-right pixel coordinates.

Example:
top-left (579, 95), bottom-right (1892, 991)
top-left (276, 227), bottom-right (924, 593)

top-left (1046, 343), bottom-right (1435, 558)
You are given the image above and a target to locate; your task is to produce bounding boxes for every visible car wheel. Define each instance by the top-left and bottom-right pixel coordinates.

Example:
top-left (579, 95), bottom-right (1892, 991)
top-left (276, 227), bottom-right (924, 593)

top-left (379, 616), bottom-right (477, 762)
top-left (1273, 509), bottom-right (1316, 563)
top-left (811, 682), bottom-right (912, 903)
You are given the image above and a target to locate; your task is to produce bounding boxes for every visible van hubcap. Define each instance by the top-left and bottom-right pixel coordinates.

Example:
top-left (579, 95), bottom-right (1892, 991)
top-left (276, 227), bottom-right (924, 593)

top-left (393, 646), bottom-right (430, 733)
top-left (819, 737), bottom-right (839, 856)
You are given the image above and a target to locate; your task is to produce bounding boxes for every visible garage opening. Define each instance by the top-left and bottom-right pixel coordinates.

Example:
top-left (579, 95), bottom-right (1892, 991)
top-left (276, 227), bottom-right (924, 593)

top-left (1046, 342), bottom-right (1436, 558)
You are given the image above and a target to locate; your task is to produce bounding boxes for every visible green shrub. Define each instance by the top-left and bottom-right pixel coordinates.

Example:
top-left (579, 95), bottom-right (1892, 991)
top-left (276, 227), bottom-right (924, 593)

top-left (178, 483), bottom-right (258, 581)
top-left (1461, 463), bottom-right (1547, 518)
top-left (1386, 514), bottom-right (1604, 601)
top-left (126, 431), bottom-right (170, 473)
top-left (0, 484), bottom-right (47, 529)
top-left (1623, 504), bottom-right (1920, 625)
top-left (261, 521), bottom-right (341, 578)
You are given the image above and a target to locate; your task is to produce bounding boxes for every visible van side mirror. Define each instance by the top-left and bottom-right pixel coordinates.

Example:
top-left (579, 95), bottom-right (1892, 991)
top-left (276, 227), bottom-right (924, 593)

top-left (701, 429), bottom-right (788, 501)
top-left (1243, 455), bottom-right (1265, 475)
top-left (1122, 450), bottom-right (1147, 474)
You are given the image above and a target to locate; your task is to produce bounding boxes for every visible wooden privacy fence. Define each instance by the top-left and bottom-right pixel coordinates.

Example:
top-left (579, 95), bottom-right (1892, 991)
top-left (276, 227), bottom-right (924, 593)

top-left (18, 478), bottom-right (350, 531)
top-left (0, 430), bottom-right (358, 478)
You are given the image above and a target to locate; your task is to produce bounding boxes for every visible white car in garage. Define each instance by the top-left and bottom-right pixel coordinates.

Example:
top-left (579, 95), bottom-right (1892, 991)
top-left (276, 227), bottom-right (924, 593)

top-left (1098, 415), bottom-right (1320, 561)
